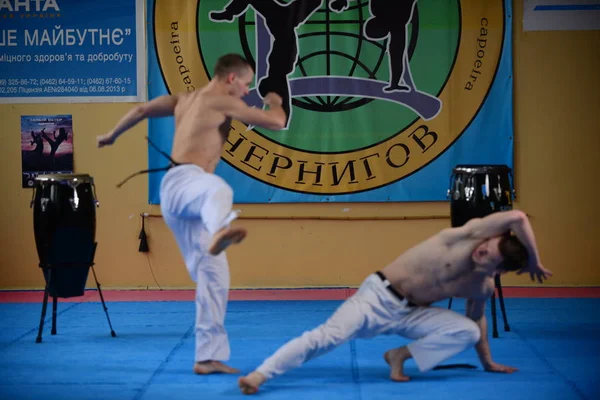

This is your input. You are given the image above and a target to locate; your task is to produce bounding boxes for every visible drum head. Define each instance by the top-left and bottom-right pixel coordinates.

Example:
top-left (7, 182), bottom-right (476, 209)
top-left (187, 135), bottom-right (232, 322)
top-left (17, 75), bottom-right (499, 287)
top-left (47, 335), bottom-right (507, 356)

top-left (35, 174), bottom-right (93, 184)
top-left (452, 165), bottom-right (511, 175)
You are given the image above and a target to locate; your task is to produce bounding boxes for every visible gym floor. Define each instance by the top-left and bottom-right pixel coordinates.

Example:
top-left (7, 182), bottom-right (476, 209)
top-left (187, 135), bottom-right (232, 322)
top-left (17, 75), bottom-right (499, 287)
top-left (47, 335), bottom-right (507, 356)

top-left (0, 288), bottom-right (598, 400)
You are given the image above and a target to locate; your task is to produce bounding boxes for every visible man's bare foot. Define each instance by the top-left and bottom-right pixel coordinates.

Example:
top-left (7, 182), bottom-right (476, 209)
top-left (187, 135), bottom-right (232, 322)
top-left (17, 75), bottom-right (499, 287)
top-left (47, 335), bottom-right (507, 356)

top-left (209, 226), bottom-right (247, 256)
top-left (238, 371), bottom-right (267, 395)
top-left (193, 361), bottom-right (240, 375)
top-left (384, 347), bottom-right (412, 382)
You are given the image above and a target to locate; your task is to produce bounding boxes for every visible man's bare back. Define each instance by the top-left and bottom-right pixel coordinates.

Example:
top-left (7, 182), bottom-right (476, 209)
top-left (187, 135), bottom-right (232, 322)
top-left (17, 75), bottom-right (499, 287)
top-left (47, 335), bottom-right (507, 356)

top-left (380, 209), bottom-right (555, 306)
top-left (381, 231), bottom-right (495, 306)
top-left (171, 88), bottom-right (233, 174)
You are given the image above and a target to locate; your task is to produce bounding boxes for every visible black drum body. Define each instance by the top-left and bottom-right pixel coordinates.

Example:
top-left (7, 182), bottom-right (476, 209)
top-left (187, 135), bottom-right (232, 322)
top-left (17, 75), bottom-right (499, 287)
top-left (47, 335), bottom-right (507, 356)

top-left (448, 165), bottom-right (514, 228)
top-left (33, 174), bottom-right (98, 298)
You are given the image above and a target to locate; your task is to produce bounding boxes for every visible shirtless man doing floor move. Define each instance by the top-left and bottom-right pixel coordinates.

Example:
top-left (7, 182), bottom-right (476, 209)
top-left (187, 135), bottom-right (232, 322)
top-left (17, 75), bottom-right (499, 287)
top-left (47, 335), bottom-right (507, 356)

top-left (239, 210), bottom-right (553, 394)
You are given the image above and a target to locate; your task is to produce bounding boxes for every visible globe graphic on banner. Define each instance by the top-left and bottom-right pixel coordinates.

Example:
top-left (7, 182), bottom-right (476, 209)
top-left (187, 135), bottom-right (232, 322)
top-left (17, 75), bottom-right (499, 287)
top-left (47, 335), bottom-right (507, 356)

top-left (235, 2), bottom-right (420, 113)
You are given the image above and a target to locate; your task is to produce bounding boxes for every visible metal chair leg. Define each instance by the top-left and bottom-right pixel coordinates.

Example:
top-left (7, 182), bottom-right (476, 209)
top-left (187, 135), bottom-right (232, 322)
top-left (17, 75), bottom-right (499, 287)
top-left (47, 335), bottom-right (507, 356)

top-left (490, 291), bottom-right (499, 338)
top-left (51, 296), bottom-right (58, 335)
top-left (36, 268), bottom-right (51, 343)
top-left (495, 275), bottom-right (510, 332)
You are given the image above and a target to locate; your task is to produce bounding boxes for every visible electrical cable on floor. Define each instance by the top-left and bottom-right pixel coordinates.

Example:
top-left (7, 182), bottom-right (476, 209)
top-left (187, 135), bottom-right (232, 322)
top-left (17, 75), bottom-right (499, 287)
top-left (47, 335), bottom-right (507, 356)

top-left (145, 252), bottom-right (163, 290)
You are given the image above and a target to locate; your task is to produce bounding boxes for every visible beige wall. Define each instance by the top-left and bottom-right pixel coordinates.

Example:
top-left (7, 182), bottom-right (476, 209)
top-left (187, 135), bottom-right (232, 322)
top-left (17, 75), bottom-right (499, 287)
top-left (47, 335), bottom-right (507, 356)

top-left (1, 1), bottom-right (599, 290)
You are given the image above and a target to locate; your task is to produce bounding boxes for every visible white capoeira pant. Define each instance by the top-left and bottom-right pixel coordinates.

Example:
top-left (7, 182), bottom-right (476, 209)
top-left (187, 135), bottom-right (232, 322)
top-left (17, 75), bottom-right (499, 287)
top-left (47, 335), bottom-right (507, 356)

top-left (256, 273), bottom-right (481, 379)
top-left (159, 164), bottom-right (239, 363)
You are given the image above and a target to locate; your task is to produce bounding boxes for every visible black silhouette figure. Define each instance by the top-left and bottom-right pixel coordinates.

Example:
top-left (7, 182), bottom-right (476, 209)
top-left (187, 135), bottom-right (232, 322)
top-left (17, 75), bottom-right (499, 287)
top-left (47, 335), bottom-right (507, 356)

top-left (30, 131), bottom-right (44, 157)
top-left (331, 0), bottom-right (418, 93)
top-left (41, 127), bottom-right (69, 163)
top-left (365, 0), bottom-right (417, 92)
top-left (210, 0), bottom-right (323, 124)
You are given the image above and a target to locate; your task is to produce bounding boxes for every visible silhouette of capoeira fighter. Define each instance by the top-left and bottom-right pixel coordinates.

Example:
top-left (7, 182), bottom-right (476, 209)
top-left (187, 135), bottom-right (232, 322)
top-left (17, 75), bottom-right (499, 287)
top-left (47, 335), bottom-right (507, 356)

top-left (30, 131), bottom-right (44, 157)
top-left (210, 0), bottom-right (323, 124)
top-left (41, 127), bottom-right (69, 162)
top-left (330, 0), bottom-right (418, 93)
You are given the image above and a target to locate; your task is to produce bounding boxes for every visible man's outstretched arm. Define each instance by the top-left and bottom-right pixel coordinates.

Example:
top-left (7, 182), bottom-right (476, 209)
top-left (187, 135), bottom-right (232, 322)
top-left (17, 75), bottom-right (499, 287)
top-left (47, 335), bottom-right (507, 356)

top-left (466, 299), bottom-right (517, 374)
top-left (97, 94), bottom-right (179, 147)
top-left (457, 210), bottom-right (552, 282)
top-left (211, 93), bottom-right (286, 131)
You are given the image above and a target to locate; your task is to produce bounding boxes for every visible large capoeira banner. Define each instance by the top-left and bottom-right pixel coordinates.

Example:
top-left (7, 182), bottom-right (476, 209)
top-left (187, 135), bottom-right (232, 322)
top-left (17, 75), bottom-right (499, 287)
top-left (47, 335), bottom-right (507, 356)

top-left (147, 0), bottom-right (513, 203)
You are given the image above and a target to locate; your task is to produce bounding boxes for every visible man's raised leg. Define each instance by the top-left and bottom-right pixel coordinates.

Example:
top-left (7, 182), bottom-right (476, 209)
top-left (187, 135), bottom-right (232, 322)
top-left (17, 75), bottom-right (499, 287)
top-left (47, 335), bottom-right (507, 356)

top-left (194, 173), bottom-right (247, 256)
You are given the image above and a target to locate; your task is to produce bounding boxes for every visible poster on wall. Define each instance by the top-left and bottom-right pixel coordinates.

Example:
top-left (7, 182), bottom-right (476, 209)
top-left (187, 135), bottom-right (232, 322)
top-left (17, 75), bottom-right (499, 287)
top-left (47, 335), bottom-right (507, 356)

top-left (147, 0), bottom-right (514, 203)
top-left (524, 0), bottom-right (600, 31)
top-left (0, 0), bottom-right (146, 103)
top-left (21, 114), bottom-right (74, 188)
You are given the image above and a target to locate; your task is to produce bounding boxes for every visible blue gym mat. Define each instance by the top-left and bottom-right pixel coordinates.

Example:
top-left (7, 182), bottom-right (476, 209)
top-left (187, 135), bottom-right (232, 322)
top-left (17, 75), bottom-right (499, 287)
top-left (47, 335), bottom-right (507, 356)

top-left (0, 298), bottom-right (597, 399)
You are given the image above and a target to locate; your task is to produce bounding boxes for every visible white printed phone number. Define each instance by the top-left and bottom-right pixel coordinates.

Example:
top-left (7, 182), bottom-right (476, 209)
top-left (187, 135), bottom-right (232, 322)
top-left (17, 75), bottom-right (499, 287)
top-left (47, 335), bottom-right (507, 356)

top-left (0, 78), bottom-right (132, 86)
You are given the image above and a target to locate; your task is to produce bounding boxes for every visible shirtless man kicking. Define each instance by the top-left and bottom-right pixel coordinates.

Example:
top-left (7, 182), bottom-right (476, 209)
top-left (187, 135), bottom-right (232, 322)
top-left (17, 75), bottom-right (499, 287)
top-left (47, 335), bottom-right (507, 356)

top-left (97, 54), bottom-right (287, 375)
top-left (239, 210), bottom-right (553, 394)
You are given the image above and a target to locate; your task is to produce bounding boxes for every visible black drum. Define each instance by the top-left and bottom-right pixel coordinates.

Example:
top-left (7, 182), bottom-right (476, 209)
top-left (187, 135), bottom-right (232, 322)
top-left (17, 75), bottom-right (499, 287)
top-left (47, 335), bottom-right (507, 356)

top-left (448, 165), bottom-right (514, 228)
top-left (32, 174), bottom-right (98, 298)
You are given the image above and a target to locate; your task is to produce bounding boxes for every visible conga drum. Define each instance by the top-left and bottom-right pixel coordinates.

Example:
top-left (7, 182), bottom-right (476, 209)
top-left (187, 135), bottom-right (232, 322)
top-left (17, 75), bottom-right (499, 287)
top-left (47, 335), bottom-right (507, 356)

top-left (447, 165), bottom-right (515, 227)
top-left (33, 174), bottom-right (98, 298)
